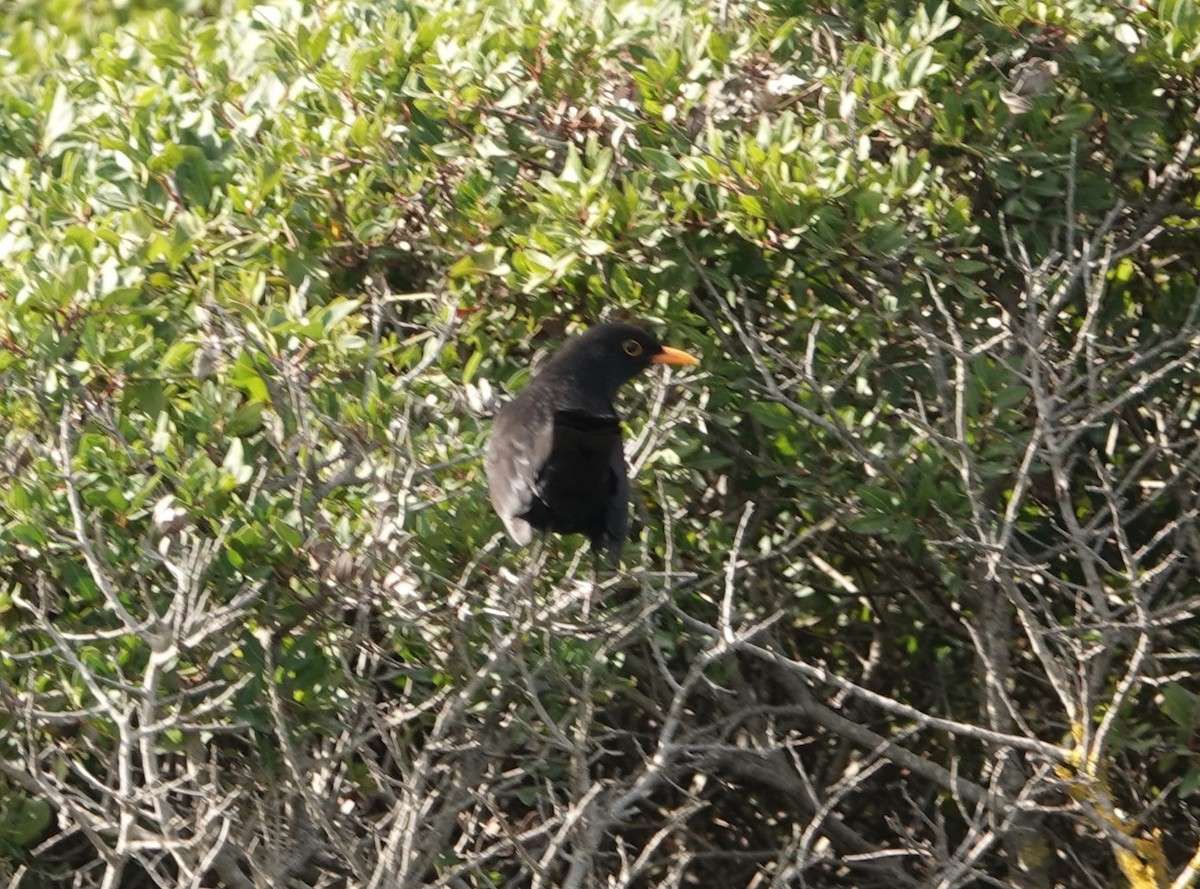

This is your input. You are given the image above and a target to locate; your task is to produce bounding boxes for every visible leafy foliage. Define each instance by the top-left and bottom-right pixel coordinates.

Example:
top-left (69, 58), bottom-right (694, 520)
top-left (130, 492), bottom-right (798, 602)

top-left (2, 0), bottom-right (1200, 887)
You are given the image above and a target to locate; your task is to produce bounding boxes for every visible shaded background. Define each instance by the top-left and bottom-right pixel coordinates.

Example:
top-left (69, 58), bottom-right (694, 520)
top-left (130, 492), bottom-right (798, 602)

top-left (2, 0), bottom-right (1199, 886)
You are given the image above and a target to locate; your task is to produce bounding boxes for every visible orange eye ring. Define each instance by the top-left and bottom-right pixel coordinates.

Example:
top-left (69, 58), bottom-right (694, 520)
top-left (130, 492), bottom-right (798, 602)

top-left (622, 339), bottom-right (643, 357)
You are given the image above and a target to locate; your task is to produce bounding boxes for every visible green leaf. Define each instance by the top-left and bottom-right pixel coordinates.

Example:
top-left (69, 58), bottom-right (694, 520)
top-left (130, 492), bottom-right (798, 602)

top-left (1161, 684), bottom-right (1200, 730)
top-left (462, 348), bottom-right (483, 384)
top-left (8, 524), bottom-right (48, 548)
top-left (848, 513), bottom-right (895, 535)
top-left (230, 356), bottom-right (271, 403)
top-left (1113, 22), bottom-right (1140, 46)
top-left (43, 82), bottom-right (74, 150)
top-left (0, 796), bottom-right (53, 847)
top-left (560, 144), bottom-right (583, 183)
top-left (907, 47), bottom-right (935, 88)
top-left (641, 148), bottom-right (683, 176)
top-left (321, 298), bottom-right (362, 333)
top-left (896, 89), bottom-right (922, 112)
top-left (126, 380), bottom-right (167, 417)
top-left (993, 385), bottom-right (1029, 412)
top-left (222, 439), bottom-right (253, 485)
top-left (226, 403), bottom-right (265, 436)
top-left (1181, 767), bottom-right (1200, 798)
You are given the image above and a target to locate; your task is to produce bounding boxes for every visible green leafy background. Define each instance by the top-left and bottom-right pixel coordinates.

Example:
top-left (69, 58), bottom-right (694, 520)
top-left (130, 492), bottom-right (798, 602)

top-left (2, 0), bottom-right (1199, 886)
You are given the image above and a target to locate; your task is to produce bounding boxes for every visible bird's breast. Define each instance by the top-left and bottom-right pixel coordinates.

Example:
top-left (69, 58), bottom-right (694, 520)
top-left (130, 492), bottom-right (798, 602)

top-left (526, 412), bottom-right (623, 535)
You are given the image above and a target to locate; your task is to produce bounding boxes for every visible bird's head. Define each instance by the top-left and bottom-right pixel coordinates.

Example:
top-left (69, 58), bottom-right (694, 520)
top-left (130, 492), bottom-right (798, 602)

top-left (549, 322), bottom-right (699, 399)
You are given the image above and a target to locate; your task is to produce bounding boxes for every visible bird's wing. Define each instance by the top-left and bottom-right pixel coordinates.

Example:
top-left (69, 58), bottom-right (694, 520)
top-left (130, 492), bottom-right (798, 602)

top-left (486, 398), bottom-right (555, 544)
top-left (602, 442), bottom-right (630, 566)
top-left (545, 409), bottom-right (626, 564)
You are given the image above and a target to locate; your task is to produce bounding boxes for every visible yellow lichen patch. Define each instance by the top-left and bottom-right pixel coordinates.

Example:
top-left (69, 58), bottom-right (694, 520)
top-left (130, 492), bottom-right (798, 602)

top-left (1114, 830), bottom-right (1166, 889)
top-left (1057, 726), bottom-right (1168, 889)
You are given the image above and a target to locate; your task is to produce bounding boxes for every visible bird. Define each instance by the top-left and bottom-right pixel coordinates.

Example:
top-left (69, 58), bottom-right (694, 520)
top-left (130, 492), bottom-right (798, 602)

top-left (486, 322), bottom-right (699, 565)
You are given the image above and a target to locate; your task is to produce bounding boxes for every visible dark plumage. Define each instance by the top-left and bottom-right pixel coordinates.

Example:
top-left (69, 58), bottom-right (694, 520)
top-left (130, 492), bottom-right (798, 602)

top-left (486, 323), bottom-right (699, 564)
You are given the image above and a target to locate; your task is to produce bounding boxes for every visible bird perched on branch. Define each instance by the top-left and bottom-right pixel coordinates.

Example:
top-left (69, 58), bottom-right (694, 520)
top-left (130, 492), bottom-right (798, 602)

top-left (486, 322), bottom-right (699, 565)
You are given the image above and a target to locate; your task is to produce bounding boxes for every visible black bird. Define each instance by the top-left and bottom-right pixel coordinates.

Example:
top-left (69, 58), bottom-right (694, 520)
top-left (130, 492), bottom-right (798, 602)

top-left (486, 322), bottom-right (699, 565)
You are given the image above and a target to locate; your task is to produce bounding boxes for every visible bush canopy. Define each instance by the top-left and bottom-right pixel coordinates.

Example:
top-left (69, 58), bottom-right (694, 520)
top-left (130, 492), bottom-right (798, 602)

top-left (2, 0), bottom-right (1200, 887)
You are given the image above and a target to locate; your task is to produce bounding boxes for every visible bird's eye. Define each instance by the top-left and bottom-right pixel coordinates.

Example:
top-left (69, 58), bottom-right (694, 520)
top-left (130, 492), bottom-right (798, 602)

top-left (622, 340), bottom-right (643, 357)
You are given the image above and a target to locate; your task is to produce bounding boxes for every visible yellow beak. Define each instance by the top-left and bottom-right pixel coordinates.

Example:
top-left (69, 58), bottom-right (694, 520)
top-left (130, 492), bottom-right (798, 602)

top-left (651, 345), bottom-right (700, 367)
